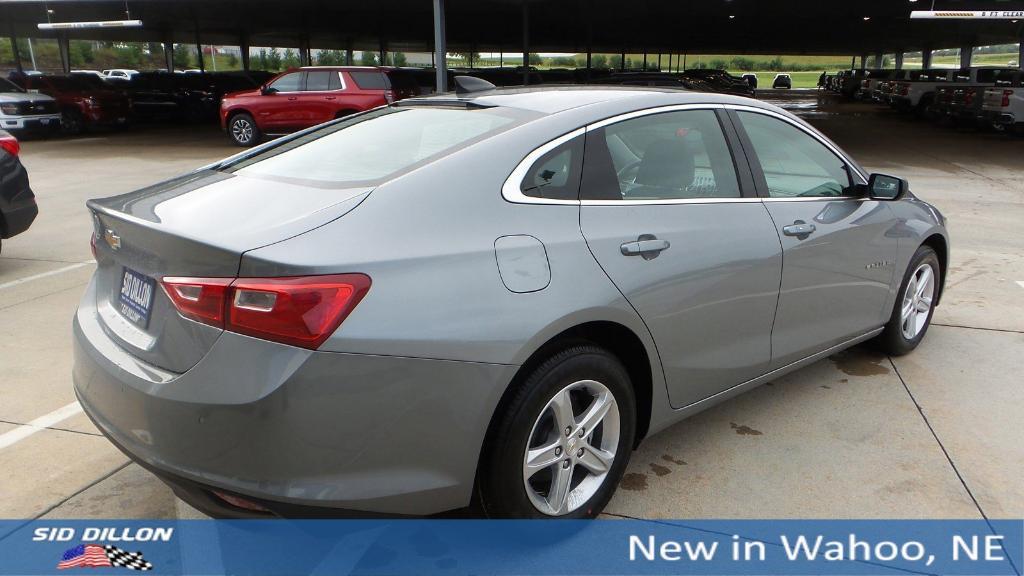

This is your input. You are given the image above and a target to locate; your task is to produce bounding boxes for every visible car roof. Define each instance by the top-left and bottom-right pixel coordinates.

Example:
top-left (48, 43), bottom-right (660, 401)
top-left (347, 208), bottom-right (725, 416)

top-left (401, 85), bottom-right (775, 116)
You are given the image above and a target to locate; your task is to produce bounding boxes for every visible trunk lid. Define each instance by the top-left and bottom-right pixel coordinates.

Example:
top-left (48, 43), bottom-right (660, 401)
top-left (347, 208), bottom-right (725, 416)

top-left (88, 169), bottom-right (370, 372)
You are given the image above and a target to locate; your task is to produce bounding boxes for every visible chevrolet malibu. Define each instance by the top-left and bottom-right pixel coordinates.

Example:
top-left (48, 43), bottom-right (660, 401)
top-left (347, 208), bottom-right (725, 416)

top-left (74, 85), bottom-right (948, 518)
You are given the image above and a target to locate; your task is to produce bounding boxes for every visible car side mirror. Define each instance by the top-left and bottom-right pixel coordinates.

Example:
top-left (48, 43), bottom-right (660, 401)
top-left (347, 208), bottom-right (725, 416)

top-left (866, 173), bottom-right (907, 200)
top-left (260, 85), bottom-right (277, 96)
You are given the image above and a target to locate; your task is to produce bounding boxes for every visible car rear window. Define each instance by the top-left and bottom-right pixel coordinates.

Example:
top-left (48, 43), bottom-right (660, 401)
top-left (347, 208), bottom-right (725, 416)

top-left (350, 71), bottom-right (388, 90)
top-left (227, 106), bottom-right (532, 187)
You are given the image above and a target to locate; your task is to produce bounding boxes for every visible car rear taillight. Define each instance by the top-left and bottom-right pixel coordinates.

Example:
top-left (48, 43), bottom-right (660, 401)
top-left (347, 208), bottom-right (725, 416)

top-left (0, 133), bottom-right (20, 157)
top-left (384, 89), bottom-right (395, 104)
top-left (161, 277), bottom-right (234, 326)
top-left (160, 274), bottom-right (370, 350)
top-left (1003, 90), bottom-right (1013, 107)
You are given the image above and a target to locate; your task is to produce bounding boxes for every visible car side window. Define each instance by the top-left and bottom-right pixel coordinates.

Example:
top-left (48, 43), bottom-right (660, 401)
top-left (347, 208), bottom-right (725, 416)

top-left (736, 111), bottom-right (853, 198)
top-left (305, 71), bottom-right (332, 92)
top-left (269, 72), bottom-right (302, 92)
top-left (520, 136), bottom-right (583, 201)
top-left (328, 72), bottom-right (344, 91)
top-left (580, 109), bottom-right (741, 201)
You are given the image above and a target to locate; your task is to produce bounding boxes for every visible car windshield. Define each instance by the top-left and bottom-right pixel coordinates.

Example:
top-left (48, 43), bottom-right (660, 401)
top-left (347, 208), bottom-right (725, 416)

top-left (226, 106), bottom-right (532, 187)
top-left (0, 78), bottom-right (25, 93)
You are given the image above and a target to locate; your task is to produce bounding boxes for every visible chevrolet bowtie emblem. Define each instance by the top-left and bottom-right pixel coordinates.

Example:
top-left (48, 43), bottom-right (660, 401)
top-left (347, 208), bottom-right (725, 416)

top-left (103, 228), bottom-right (121, 250)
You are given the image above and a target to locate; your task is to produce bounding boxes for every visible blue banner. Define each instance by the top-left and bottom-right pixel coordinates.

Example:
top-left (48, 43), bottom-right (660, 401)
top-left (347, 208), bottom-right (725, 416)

top-left (0, 519), bottom-right (1020, 575)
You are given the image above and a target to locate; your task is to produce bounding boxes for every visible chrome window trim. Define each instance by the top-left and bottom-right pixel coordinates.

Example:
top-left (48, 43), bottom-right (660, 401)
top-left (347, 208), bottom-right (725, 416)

top-left (501, 127), bottom-right (587, 205)
top-left (501, 102), bottom-right (867, 207)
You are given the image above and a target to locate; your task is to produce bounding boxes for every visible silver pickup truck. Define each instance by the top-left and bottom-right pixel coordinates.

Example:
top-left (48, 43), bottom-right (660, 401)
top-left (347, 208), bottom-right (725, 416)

top-left (891, 69), bottom-right (955, 113)
top-left (980, 70), bottom-right (1024, 132)
top-left (0, 77), bottom-right (61, 134)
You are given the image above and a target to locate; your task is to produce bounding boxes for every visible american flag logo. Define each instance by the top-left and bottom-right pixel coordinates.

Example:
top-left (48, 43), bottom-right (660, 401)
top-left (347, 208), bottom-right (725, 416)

top-left (57, 544), bottom-right (153, 571)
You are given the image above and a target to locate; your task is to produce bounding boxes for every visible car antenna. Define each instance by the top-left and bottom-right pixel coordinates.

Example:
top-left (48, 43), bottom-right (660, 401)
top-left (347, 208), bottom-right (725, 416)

top-left (454, 75), bottom-right (496, 96)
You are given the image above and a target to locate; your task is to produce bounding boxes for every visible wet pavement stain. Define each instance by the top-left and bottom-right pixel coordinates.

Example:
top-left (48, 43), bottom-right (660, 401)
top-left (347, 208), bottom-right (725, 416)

top-left (820, 385), bottom-right (832, 389)
top-left (649, 463), bottom-right (672, 476)
top-left (839, 378), bottom-right (849, 383)
top-left (620, 472), bottom-right (649, 491)
top-left (830, 349), bottom-right (890, 376)
top-left (661, 454), bottom-right (687, 465)
top-left (730, 422), bottom-right (763, 436)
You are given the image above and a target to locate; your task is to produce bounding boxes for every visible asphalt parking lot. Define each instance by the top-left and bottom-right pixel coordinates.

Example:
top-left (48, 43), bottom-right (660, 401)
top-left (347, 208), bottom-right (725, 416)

top-left (1, 91), bottom-right (1021, 520)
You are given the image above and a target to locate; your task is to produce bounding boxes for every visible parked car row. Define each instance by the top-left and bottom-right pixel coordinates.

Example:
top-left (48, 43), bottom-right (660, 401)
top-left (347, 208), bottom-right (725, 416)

top-left (4, 70), bottom-right (273, 134)
top-left (2, 63), bottom-right (763, 145)
top-left (825, 66), bottom-right (1024, 133)
top-left (219, 66), bottom-right (757, 146)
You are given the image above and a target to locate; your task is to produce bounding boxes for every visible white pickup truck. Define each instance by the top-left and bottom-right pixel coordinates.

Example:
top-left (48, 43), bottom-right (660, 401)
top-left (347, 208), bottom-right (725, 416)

top-left (891, 69), bottom-right (955, 113)
top-left (981, 70), bottom-right (1024, 132)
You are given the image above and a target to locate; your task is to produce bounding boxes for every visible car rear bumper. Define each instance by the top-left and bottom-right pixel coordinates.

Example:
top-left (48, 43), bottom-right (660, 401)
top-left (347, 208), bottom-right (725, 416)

top-left (980, 109), bottom-right (1016, 126)
top-left (0, 114), bottom-right (61, 132)
top-left (0, 198), bottom-right (38, 238)
top-left (84, 107), bottom-right (131, 125)
top-left (72, 276), bottom-right (516, 517)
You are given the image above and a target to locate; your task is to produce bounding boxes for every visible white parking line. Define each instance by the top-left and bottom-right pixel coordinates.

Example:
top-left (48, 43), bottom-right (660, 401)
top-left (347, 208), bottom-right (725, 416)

top-left (0, 402), bottom-right (84, 450)
top-left (0, 260), bottom-right (95, 291)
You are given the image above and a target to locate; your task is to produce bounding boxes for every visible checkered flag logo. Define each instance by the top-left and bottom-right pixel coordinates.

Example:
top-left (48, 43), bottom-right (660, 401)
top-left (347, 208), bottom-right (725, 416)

top-left (58, 544), bottom-right (153, 571)
top-left (104, 545), bottom-right (153, 571)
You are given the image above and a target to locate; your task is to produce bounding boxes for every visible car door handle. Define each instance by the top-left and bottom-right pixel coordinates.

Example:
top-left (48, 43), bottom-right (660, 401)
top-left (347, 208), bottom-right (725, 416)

top-left (620, 236), bottom-right (670, 260)
top-left (782, 221), bottom-right (817, 238)
top-left (287, 96), bottom-right (298, 101)
top-left (325, 96), bottom-right (337, 100)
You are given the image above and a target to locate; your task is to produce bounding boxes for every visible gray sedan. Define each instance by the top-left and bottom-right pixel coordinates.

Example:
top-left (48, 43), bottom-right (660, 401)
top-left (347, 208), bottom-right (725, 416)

top-left (73, 85), bottom-right (948, 518)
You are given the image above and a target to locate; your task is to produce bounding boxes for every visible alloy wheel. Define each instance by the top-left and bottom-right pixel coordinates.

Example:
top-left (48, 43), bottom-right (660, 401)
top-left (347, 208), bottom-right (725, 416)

top-left (231, 118), bottom-right (253, 144)
top-left (522, 379), bottom-right (620, 516)
top-left (900, 263), bottom-right (935, 340)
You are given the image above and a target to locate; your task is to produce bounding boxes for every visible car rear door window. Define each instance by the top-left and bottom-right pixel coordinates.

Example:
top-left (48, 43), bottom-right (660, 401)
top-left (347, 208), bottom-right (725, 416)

top-left (350, 71), bottom-right (388, 90)
top-left (520, 137), bottom-right (583, 200)
top-left (269, 72), bottom-right (302, 92)
top-left (580, 109), bottom-right (742, 201)
top-left (736, 111), bottom-right (853, 198)
top-left (305, 71), bottom-right (332, 92)
top-left (328, 72), bottom-right (344, 90)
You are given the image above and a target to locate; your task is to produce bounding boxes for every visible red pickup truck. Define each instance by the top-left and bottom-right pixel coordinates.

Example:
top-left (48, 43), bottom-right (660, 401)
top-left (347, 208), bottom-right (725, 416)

top-left (219, 66), bottom-right (418, 146)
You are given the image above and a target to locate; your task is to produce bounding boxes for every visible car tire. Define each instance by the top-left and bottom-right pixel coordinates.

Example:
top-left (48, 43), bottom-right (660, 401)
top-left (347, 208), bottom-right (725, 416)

top-left (228, 113), bottom-right (260, 147)
top-left (875, 245), bottom-right (941, 356)
top-left (478, 345), bottom-right (636, 519)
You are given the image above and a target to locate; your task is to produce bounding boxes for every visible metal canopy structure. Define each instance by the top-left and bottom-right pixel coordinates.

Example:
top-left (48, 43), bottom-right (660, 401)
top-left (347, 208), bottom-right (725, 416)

top-left (4, 0), bottom-right (1024, 89)
top-left (3, 0), bottom-right (1023, 55)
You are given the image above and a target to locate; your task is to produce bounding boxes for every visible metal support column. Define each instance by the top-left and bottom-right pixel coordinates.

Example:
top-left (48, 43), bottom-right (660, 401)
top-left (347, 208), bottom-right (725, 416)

top-left (299, 37), bottom-right (311, 66)
top-left (57, 33), bottom-right (71, 73)
top-left (433, 0), bottom-right (447, 93)
top-left (346, 38), bottom-right (353, 66)
top-left (522, 1), bottom-right (530, 85)
top-left (620, 50), bottom-right (625, 71)
top-left (873, 51), bottom-right (883, 68)
top-left (194, 29), bottom-right (205, 72)
top-left (922, 47), bottom-right (932, 69)
top-left (960, 44), bottom-right (973, 68)
top-left (10, 35), bottom-right (23, 74)
top-left (378, 38), bottom-right (385, 66)
top-left (895, 51), bottom-right (904, 70)
top-left (859, 54), bottom-right (867, 70)
top-left (1019, 40), bottom-right (1024, 71)
top-left (240, 35), bottom-right (250, 71)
